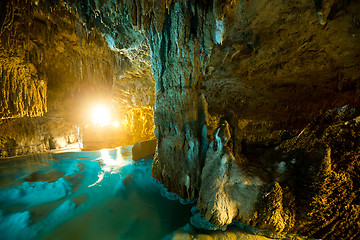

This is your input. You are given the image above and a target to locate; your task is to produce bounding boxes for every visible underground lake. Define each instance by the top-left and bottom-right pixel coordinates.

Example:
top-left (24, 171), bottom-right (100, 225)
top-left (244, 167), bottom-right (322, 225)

top-left (0, 147), bottom-right (194, 240)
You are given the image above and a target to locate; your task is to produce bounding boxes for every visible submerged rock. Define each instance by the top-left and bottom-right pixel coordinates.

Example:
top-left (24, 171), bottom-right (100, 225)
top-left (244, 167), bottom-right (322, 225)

top-left (132, 139), bottom-right (156, 161)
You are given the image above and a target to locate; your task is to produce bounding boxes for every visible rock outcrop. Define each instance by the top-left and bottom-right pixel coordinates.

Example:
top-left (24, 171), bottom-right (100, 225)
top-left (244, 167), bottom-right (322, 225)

top-left (198, 119), bottom-right (263, 226)
top-left (195, 106), bottom-right (360, 239)
top-left (273, 106), bottom-right (360, 239)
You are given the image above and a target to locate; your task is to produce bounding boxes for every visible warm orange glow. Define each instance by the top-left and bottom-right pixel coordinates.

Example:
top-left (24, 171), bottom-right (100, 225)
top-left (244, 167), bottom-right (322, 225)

top-left (113, 121), bottom-right (119, 128)
top-left (92, 105), bottom-right (111, 127)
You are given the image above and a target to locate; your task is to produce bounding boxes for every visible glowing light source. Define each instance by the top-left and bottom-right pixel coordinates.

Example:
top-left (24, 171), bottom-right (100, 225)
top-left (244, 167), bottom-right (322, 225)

top-left (92, 105), bottom-right (111, 127)
top-left (113, 121), bottom-right (119, 128)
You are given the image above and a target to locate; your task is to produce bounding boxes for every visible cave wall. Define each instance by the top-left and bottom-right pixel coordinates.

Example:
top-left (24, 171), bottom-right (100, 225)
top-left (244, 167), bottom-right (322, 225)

top-left (0, 1), bottom-right (48, 119)
top-left (77, 0), bottom-right (359, 238)
top-left (63, 0), bottom-right (215, 198)
top-left (203, 0), bottom-right (360, 129)
top-left (0, 0), bottom-right (116, 156)
top-left (112, 43), bottom-right (155, 142)
top-left (198, 2), bottom-right (360, 237)
top-left (92, 0), bottom-right (359, 200)
top-left (0, 0), bottom-right (155, 156)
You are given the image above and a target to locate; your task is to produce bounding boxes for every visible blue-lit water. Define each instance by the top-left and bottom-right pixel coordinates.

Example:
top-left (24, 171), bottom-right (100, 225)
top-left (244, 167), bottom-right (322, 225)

top-left (0, 147), bottom-right (193, 240)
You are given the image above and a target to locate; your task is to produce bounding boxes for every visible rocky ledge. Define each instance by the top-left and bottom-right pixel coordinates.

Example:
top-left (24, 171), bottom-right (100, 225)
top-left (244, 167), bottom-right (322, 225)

top-left (196, 106), bottom-right (360, 239)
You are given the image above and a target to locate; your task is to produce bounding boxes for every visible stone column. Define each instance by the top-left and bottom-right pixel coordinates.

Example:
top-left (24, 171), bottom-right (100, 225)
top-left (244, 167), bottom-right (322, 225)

top-left (146, 1), bottom-right (222, 199)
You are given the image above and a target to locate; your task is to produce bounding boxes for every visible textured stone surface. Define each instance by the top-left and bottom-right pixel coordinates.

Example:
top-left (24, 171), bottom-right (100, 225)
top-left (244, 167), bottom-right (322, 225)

top-left (0, 56), bottom-right (47, 118)
top-left (112, 44), bottom-right (155, 141)
top-left (146, 1), bottom-right (225, 200)
top-left (273, 106), bottom-right (360, 239)
top-left (0, 0), bottom-right (155, 155)
top-left (197, 106), bottom-right (360, 238)
top-left (0, 0), bottom-right (118, 119)
top-left (203, 0), bottom-right (360, 129)
top-left (0, 117), bottom-right (77, 157)
top-left (198, 120), bottom-right (263, 226)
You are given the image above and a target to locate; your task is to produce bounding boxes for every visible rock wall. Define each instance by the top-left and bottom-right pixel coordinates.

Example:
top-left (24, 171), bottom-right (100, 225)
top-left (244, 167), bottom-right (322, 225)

top-left (112, 43), bottom-right (155, 142)
top-left (119, 0), bottom-right (359, 238)
top-left (0, 0), bottom-right (118, 119)
top-left (198, 120), bottom-right (263, 226)
top-left (146, 1), bottom-right (231, 200)
top-left (0, 0), bottom-right (155, 156)
top-left (253, 106), bottom-right (360, 239)
top-left (198, 1), bottom-right (360, 236)
top-left (195, 106), bottom-right (360, 239)
top-left (0, 117), bottom-right (77, 157)
top-left (0, 56), bottom-right (47, 119)
top-left (203, 0), bottom-right (360, 128)
top-left (0, 0), bottom-right (116, 156)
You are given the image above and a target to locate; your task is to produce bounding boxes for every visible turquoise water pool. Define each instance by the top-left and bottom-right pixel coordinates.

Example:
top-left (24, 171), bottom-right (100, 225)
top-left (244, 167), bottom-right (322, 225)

top-left (0, 147), bottom-right (193, 240)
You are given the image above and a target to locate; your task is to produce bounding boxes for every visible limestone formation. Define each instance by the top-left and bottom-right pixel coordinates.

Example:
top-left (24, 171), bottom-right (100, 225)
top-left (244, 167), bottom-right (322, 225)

top-left (275, 106), bottom-right (360, 239)
top-left (146, 1), bottom-right (226, 199)
top-left (198, 119), bottom-right (263, 226)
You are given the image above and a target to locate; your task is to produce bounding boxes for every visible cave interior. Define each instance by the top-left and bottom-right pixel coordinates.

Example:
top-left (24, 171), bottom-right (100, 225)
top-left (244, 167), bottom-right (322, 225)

top-left (0, 0), bottom-right (360, 239)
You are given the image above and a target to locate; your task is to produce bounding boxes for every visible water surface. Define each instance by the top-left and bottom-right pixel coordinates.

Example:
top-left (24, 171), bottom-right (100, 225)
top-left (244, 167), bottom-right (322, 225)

top-left (0, 147), bottom-right (193, 240)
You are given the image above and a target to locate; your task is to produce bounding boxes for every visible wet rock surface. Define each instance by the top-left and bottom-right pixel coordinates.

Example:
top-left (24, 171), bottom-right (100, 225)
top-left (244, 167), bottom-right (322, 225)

top-left (145, 1), bottom-right (224, 199)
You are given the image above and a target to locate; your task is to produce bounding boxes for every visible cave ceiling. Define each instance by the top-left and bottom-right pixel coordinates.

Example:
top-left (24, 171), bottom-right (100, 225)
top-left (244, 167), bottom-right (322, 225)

top-left (1, 0), bottom-right (359, 127)
top-left (67, 0), bottom-right (360, 129)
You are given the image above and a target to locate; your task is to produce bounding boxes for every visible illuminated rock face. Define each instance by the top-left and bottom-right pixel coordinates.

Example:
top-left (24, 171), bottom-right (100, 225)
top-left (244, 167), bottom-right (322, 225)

top-left (0, 1), bottom-right (118, 120)
top-left (0, 1), bottom-right (155, 155)
top-left (198, 120), bottom-right (263, 226)
top-left (0, 1), bottom-right (119, 155)
top-left (0, 1), bottom-right (157, 155)
top-left (147, 1), bottom-right (226, 200)
top-left (111, 44), bottom-right (156, 142)
top-left (0, 59), bottom-right (47, 119)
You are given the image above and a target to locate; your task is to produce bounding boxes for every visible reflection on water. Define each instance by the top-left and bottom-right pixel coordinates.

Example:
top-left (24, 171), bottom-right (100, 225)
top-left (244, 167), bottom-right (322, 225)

top-left (88, 148), bottom-right (130, 188)
top-left (0, 147), bottom-right (193, 240)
